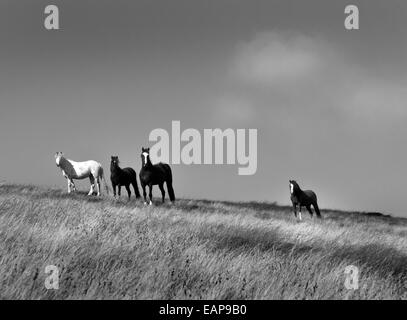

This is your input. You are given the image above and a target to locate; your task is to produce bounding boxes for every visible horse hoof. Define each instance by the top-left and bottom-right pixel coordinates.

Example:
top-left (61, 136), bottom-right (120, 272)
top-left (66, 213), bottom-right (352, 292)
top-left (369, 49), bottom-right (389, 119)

top-left (149, 201), bottom-right (152, 206)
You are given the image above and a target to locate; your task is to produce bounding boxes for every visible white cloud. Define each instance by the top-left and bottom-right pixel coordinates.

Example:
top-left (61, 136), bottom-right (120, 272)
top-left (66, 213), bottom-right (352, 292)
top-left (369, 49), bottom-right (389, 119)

top-left (231, 31), bottom-right (407, 122)
top-left (347, 83), bottom-right (407, 121)
top-left (233, 32), bottom-right (330, 86)
top-left (212, 96), bottom-right (255, 124)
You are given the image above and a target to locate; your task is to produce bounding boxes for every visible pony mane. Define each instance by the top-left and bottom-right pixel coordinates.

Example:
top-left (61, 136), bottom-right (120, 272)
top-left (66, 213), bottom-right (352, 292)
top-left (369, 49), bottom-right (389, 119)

top-left (289, 180), bottom-right (301, 193)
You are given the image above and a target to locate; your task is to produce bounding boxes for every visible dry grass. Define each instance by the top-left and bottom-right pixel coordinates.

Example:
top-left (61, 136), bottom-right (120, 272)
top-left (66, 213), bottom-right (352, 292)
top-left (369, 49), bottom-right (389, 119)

top-left (0, 183), bottom-right (406, 299)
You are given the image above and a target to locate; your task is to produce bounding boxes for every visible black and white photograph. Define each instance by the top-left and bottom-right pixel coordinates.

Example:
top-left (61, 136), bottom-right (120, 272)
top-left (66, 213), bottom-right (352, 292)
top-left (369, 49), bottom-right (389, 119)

top-left (0, 0), bottom-right (406, 306)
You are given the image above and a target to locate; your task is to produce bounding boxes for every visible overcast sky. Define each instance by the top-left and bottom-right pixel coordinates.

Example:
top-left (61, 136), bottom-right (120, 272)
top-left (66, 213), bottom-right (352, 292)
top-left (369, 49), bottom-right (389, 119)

top-left (1, 0), bottom-right (406, 217)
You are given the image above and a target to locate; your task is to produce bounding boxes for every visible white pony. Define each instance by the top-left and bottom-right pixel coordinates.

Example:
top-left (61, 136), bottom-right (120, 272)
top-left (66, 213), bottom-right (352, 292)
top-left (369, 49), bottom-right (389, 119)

top-left (55, 152), bottom-right (109, 196)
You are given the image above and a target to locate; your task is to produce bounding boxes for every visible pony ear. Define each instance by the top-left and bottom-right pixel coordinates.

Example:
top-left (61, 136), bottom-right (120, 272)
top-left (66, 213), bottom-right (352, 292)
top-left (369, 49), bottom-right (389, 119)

top-left (142, 147), bottom-right (145, 152)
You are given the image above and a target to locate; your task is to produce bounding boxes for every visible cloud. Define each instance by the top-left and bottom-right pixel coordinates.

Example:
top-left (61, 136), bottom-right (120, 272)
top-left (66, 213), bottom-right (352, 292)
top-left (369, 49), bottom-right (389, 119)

top-left (231, 31), bottom-right (407, 122)
top-left (233, 32), bottom-right (331, 86)
top-left (212, 96), bottom-right (255, 125)
top-left (346, 82), bottom-right (407, 122)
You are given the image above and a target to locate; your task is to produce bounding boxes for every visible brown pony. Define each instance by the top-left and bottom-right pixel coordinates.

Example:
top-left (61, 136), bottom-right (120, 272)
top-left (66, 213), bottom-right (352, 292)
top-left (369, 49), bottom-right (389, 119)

top-left (110, 156), bottom-right (141, 200)
top-left (289, 180), bottom-right (321, 220)
top-left (139, 148), bottom-right (175, 205)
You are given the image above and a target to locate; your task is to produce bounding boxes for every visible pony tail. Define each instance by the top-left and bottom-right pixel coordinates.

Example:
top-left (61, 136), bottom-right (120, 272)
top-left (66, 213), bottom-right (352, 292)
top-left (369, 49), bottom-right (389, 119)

top-left (101, 168), bottom-right (110, 195)
top-left (133, 175), bottom-right (141, 198)
top-left (314, 203), bottom-right (321, 218)
top-left (167, 181), bottom-right (175, 202)
top-left (165, 165), bottom-right (175, 202)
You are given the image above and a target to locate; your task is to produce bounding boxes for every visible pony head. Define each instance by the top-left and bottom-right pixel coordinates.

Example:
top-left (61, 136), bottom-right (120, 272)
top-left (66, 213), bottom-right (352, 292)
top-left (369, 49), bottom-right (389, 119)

top-left (111, 156), bottom-right (120, 167)
top-left (289, 180), bottom-right (299, 194)
top-left (55, 152), bottom-right (64, 167)
top-left (141, 147), bottom-right (150, 167)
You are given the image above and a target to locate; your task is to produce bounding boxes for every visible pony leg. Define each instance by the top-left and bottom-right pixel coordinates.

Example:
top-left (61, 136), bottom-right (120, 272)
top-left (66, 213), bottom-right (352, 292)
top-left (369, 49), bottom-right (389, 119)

top-left (117, 185), bottom-right (121, 198)
top-left (97, 180), bottom-right (101, 196)
top-left (306, 205), bottom-right (313, 218)
top-left (88, 184), bottom-right (94, 196)
top-left (159, 183), bottom-right (165, 203)
top-left (95, 177), bottom-right (101, 196)
top-left (133, 182), bottom-right (141, 199)
top-left (88, 176), bottom-right (95, 196)
top-left (142, 184), bottom-right (148, 204)
top-left (298, 206), bottom-right (302, 221)
top-left (132, 182), bottom-right (141, 199)
top-left (125, 185), bottom-right (131, 200)
top-left (131, 175), bottom-right (141, 199)
top-left (292, 204), bottom-right (297, 218)
top-left (148, 184), bottom-right (153, 205)
top-left (67, 178), bottom-right (72, 193)
top-left (70, 179), bottom-right (76, 193)
top-left (112, 184), bottom-right (117, 198)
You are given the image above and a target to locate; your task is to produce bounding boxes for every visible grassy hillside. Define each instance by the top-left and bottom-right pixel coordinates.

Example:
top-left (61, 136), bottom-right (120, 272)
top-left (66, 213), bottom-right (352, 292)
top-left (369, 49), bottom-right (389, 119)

top-left (0, 184), bottom-right (406, 299)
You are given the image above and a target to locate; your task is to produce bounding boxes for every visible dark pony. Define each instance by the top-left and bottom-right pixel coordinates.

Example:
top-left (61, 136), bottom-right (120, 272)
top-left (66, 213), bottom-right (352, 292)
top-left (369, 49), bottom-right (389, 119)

top-left (110, 156), bottom-right (141, 200)
top-left (139, 147), bottom-right (175, 204)
top-left (289, 180), bottom-right (321, 220)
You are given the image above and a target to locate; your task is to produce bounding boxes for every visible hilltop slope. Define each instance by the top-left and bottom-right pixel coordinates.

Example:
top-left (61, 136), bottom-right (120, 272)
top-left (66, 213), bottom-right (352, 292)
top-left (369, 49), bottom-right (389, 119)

top-left (0, 184), bottom-right (406, 299)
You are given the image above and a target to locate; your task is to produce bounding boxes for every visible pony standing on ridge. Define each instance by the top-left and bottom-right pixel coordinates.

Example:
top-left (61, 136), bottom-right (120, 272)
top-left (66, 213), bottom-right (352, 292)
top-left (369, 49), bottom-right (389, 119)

top-left (139, 147), bottom-right (175, 205)
top-left (55, 152), bottom-right (109, 196)
top-left (110, 156), bottom-right (141, 200)
top-left (289, 180), bottom-right (321, 220)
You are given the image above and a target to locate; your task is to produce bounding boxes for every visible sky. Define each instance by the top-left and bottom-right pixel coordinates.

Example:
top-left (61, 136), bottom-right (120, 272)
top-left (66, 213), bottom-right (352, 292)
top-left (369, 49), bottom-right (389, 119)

top-left (0, 0), bottom-right (407, 217)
